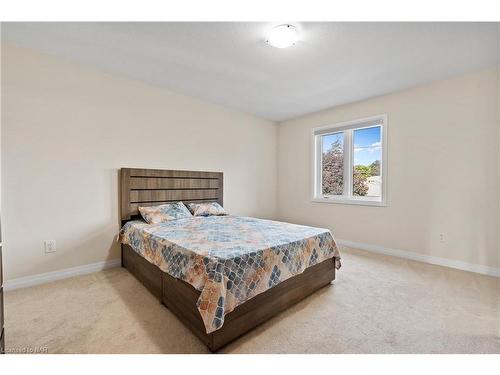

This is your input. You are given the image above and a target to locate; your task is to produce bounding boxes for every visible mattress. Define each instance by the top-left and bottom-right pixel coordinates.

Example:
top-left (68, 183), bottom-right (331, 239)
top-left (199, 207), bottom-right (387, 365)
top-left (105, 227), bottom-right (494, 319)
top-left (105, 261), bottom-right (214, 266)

top-left (119, 215), bottom-right (341, 333)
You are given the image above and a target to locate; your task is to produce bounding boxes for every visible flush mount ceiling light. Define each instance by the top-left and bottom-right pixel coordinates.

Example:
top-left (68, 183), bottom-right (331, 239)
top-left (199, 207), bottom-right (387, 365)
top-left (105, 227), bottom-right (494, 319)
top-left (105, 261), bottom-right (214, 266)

top-left (266, 24), bottom-right (298, 48)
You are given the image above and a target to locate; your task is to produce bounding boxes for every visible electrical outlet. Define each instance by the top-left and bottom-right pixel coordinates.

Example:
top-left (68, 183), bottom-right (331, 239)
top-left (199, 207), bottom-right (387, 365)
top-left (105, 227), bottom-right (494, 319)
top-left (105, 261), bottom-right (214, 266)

top-left (44, 240), bottom-right (57, 253)
top-left (439, 233), bottom-right (445, 243)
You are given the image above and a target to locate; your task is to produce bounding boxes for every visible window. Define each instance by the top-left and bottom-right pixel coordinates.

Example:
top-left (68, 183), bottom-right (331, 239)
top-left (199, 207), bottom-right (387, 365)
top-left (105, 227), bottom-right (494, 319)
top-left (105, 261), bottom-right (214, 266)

top-left (312, 115), bottom-right (387, 206)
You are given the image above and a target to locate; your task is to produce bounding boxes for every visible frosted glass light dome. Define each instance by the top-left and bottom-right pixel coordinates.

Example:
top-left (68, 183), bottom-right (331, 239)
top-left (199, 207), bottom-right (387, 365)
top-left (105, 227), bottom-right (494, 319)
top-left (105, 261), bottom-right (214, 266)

top-left (267, 24), bottom-right (298, 48)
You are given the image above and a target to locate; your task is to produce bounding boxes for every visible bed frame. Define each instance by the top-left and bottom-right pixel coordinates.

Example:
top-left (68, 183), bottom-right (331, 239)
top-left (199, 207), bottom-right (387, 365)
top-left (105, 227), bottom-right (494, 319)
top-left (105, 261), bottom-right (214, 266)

top-left (120, 168), bottom-right (336, 352)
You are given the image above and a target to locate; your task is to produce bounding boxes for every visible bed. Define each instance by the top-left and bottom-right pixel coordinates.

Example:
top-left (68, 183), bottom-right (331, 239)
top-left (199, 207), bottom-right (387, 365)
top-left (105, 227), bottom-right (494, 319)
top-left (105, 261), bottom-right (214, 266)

top-left (119, 168), bottom-right (340, 351)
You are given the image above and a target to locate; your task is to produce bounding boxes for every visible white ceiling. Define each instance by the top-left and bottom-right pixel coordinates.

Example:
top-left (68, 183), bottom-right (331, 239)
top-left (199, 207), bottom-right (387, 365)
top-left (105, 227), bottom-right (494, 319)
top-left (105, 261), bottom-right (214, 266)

top-left (2, 22), bottom-right (499, 121)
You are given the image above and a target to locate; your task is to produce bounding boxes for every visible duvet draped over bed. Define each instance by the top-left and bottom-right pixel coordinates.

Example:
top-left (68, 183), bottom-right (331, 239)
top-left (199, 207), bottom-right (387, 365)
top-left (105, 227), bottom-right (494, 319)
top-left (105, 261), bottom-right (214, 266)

top-left (119, 215), bottom-right (341, 333)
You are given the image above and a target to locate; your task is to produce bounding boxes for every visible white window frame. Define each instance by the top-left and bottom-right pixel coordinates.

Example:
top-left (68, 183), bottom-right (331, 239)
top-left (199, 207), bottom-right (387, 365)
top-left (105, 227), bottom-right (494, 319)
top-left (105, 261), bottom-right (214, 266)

top-left (311, 114), bottom-right (387, 207)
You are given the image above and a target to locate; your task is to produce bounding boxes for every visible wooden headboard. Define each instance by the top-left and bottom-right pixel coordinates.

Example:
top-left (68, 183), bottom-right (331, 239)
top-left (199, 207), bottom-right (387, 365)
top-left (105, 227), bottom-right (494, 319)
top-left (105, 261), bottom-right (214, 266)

top-left (120, 168), bottom-right (223, 222)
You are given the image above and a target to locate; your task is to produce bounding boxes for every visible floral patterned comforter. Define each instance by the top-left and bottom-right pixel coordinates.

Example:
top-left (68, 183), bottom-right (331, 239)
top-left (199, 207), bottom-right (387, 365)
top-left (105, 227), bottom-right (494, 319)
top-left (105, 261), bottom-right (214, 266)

top-left (119, 215), bottom-right (341, 333)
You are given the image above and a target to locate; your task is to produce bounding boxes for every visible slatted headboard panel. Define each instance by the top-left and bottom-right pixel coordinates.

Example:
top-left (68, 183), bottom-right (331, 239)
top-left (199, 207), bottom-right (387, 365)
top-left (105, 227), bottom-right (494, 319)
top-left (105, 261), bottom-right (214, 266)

top-left (120, 168), bottom-right (223, 222)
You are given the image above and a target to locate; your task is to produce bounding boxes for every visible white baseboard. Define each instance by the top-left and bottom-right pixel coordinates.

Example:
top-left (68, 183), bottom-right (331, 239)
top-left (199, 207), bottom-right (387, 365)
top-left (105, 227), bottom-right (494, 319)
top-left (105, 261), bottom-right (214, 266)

top-left (3, 240), bottom-right (498, 291)
top-left (337, 239), bottom-right (500, 278)
top-left (3, 258), bottom-right (121, 291)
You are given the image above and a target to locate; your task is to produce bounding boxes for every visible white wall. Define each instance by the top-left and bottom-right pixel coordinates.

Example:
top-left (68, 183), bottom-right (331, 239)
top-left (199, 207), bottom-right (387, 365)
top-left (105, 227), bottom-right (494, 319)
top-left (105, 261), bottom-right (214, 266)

top-left (1, 43), bottom-right (278, 280)
top-left (2, 42), bottom-right (499, 281)
top-left (278, 67), bottom-right (499, 270)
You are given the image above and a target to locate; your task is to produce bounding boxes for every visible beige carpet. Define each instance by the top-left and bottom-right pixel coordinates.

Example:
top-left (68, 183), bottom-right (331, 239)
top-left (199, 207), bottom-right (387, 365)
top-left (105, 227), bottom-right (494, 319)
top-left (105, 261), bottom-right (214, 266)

top-left (4, 248), bottom-right (500, 354)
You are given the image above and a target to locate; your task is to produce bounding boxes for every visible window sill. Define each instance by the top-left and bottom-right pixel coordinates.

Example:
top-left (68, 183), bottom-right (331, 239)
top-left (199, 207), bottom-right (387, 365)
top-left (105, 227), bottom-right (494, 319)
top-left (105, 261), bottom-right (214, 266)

top-left (311, 197), bottom-right (386, 207)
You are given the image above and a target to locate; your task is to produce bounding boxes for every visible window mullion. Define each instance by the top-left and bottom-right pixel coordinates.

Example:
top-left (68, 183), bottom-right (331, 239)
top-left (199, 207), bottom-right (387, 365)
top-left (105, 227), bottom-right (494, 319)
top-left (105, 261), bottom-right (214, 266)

top-left (344, 129), bottom-right (352, 198)
top-left (317, 135), bottom-right (322, 197)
